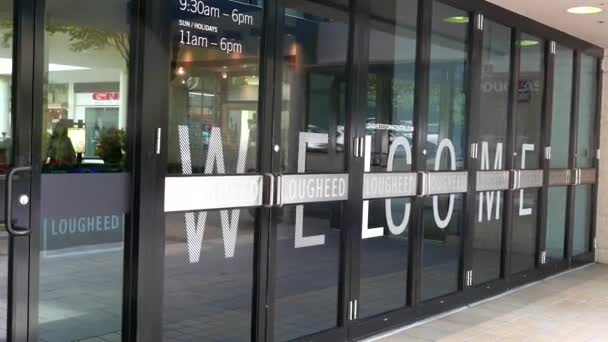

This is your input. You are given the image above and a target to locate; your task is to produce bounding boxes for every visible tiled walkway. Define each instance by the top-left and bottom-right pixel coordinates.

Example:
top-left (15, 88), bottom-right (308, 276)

top-left (369, 263), bottom-right (608, 342)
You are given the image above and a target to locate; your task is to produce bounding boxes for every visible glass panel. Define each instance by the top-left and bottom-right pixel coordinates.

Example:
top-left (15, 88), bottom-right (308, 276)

top-left (545, 187), bottom-right (567, 261)
top-left (576, 55), bottom-right (598, 168)
top-left (515, 33), bottom-right (544, 170)
top-left (164, 210), bottom-right (256, 341)
top-left (509, 33), bottom-right (543, 275)
top-left (427, 2), bottom-right (469, 171)
top-left (164, 1), bottom-right (264, 341)
top-left (472, 19), bottom-right (510, 285)
top-left (279, 1), bottom-right (349, 174)
top-left (358, 0), bottom-right (417, 318)
top-left (550, 46), bottom-right (573, 169)
top-left (473, 193), bottom-right (503, 284)
top-left (272, 1), bottom-right (349, 340)
top-left (573, 185), bottom-right (593, 256)
top-left (38, 0), bottom-right (130, 340)
top-left (421, 194), bottom-right (464, 301)
top-left (510, 189), bottom-right (540, 274)
top-left (0, 0), bottom-right (12, 339)
top-left (273, 203), bottom-right (342, 341)
top-left (360, 198), bottom-right (410, 317)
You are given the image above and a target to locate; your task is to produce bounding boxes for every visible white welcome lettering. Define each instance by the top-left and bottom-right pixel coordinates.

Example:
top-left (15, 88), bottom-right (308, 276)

top-left (519, 144), bottom-right (534, 216)
top-left (478, 142), bottom-right (503, 222)
top-left (433, 139), bottom-right (456, 229)
top-left (294, 132), bottom-right (327, 248)
top-left (179, 125), bottom-right (249, 263)
top-left (362, 135), bottom-right (412, 239)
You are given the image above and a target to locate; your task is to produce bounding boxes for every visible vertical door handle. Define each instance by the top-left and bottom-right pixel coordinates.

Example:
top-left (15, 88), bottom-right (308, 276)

top-left (263, 173), bottom-right (275, 208)
top-left (5, 166), bottom-right (32, 236)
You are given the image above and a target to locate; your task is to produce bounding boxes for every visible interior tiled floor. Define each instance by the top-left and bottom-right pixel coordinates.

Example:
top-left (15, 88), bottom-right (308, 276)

top-left (368, 263), bottom-right (608, 342)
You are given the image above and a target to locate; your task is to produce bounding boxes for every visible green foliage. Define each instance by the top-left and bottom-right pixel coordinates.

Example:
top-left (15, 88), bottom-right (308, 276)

top-left (0, 21), bottom-right (129, 67)
top-left (95, 128), bottom-right (126, 165)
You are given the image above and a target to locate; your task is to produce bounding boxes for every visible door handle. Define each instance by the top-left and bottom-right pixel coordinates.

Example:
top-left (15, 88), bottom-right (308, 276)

top-left (5, 166), bottom-right (32, 236)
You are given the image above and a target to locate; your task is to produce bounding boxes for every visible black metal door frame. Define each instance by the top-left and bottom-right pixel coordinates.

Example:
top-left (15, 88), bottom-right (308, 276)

top-left (8, 0), bottom-right (37, 340)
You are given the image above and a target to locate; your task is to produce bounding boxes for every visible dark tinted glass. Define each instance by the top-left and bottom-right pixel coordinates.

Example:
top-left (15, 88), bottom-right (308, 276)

top-left (272, 1), bottom-right (349, 340)
top-left (164, 210), bottom-right (256, 341)
top-left (273, 203), bottom-right (342, 341)
top-left (510, 33), bottom-right (544, 275)
top-left (279, 1), bottom-right (349, 174)
top-left (164, 1), bottom-right (264, 340)
top-left (515, 33), bottom-right (544, 170)
top-left (421, 194), bottom-right (464, 301)
top-left (427, 2), bottom-right (469, 171)
top-left (472, 19), bottom-right (510, 285)
top-left (359, 0), bottom-right (418, 318)
top-left (511, 189), bottom-right (540, 274)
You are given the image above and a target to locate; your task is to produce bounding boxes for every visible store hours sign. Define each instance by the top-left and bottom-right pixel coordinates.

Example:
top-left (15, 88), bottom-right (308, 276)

top-left (174, 0), bottom-right (261, 56)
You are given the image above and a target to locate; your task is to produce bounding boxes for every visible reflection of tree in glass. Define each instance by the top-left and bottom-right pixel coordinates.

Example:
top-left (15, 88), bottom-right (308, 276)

top-left (1, 21), bottom-right (128, 66)
top-left (392, 78), bottom-right (415, 115)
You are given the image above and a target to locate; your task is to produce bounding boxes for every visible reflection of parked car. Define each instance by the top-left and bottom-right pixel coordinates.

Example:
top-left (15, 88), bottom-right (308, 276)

top-left (305, 124), bottom-right (345, 152)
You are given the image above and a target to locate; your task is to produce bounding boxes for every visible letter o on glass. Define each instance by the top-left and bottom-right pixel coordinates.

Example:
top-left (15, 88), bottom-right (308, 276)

top-left (433, 139), bottom-right (456, 229)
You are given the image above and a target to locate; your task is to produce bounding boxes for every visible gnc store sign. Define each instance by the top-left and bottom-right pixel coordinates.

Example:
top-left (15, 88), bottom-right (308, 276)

top-left (92, 92), bottom-right (120, 101)
top-left (76, 91), bottom-right (120, 106)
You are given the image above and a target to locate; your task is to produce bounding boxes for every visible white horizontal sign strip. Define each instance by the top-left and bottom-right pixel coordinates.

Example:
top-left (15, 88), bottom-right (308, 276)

top-left (279, 174), bottom-right (349, 205)
top-left (428, 172), bottom-right (468, 195)
top-left (549, 169), bottom-right (571, 186)
top-left (363, 173), bottom-right (417, 199)
top-left (519, 170), bottom-right (544, 189)
top-left (580, 169), bottom-right (597, 184)
top-left (164, 175), bottom-right (263, 212)
top-left (475, 171), bottom-right (510, 192)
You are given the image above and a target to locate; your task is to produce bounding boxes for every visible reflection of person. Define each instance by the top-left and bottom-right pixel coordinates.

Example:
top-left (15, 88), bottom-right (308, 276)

top-left (46, 119), bottom-right (76, 166)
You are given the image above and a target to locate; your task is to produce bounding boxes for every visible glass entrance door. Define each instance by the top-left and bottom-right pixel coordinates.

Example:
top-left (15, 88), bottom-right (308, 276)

top-left (162, 0), bottom-right (354, 341)
top-left (268, 1), bottom-right (351, 341)
top-left (509, 32), bottom-right (545, 277)
top-left (163, 1), bottom-right (264, 340)
top-left (470, 18), bottom-right (511, 287)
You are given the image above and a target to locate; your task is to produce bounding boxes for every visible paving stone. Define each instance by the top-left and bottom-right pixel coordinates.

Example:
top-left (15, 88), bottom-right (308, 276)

top-left (367, 264), bottom-right (608, 342)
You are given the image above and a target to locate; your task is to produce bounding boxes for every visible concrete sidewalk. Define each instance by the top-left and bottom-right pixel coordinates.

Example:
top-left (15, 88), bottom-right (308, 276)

top-left (368, 264), bottom-right (608, 342)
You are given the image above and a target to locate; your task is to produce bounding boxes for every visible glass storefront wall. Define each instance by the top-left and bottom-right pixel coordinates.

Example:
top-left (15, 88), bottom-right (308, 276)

top-left (153, 0), bottom-right (601, 341)
top-left (0, 0), bottom-right (600, 341)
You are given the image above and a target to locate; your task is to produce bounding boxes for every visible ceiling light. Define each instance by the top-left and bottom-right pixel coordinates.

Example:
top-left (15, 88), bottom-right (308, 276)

top-left (517, 40), bottom-right (539, 47)
top-left (567, 6), bottom-right (603, 14)
top-left (444, 16), bottom-right (469, 24)
top-left (48, 63), bottom-right (90, 72)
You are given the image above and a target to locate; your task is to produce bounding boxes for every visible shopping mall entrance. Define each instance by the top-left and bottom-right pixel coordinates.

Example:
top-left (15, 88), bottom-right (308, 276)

top-left (0, 0), bottom-right (601, 341)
